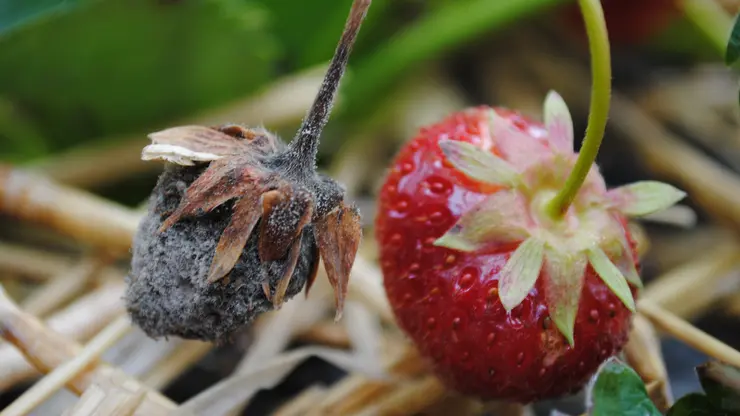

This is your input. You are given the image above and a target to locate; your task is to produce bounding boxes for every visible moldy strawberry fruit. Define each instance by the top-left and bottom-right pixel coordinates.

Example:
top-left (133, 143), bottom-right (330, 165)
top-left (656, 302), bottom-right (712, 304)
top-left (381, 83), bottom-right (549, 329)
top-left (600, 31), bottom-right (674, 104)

top-left (375, 93), bottom-right (685, 402)
top-left (125, 0), bottom-right (371, 342)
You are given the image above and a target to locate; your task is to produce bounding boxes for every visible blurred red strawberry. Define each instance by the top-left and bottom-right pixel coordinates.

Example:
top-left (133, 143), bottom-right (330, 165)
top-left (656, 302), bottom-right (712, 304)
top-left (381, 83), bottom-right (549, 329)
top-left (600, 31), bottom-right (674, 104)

top-left (561, 0), bottom-right (678, 45)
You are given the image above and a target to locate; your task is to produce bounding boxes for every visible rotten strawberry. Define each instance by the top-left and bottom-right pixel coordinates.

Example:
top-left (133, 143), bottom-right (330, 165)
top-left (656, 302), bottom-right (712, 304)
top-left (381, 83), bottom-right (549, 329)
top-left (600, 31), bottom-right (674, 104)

top-left (375, 94), bottom-right (686, 402)
top-left (125, 0), bottom-right (371, 342)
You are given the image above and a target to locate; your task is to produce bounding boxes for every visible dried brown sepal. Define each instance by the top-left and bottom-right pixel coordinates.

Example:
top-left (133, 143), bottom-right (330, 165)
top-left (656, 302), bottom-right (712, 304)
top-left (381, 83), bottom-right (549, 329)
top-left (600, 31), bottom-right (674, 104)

top-left (305, 242), bottom-right (321, 298)
top-left (144, 125), bottom-right (250, 165)
top-left (271, 236), bottom-right (304, 309)
top-left (258, 187), bottom-right (314, 262)
top-left (315, 203), bottom-right (363, 321)
top-left (207, 193), bottom-right (263, 283)
top-left (158, 156), bottom-right (269, 232)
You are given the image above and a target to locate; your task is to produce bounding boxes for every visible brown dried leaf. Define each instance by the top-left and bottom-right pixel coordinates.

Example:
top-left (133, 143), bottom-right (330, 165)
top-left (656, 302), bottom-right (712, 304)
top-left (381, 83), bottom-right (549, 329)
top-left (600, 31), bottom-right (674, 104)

top-left (272, 237), bottom-right (304, 308)
top-left (160, 157), bottom-right (268, 232)
top-left (304, 242), bottom-right (321, 297)
top-left (143, 126), bottom-right (249, 166)
top-left (258, 187), bottom-right (313, 262)
top-left (208, 194), bottom-right (262, 283)
top-left (315, 203), bottom-right (363, 321)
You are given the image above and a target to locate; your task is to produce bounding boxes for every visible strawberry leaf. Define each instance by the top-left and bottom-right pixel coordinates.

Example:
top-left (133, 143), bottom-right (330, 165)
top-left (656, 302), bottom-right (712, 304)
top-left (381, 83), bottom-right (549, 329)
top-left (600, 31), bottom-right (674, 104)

top-left (499, 238), bottom-right (545, 311)
top-left (543, 90), bottom-right (574, 154)
top-left (434, 190), bottom-right (530, 252)
top-left (587, 247), bottom-right (636, 312)
top-left (607, 181), bottom-right (686, 217)
top-left (667, 394), bottom-right (716, 416)
top-left (543, 248), bottom-right (586, 347)
top-left (438, 139), bottom-right (520, 187)
top-left (586, 358), bottom-right (662, 416)
top-left (696, 361), bottom-right (740, 413)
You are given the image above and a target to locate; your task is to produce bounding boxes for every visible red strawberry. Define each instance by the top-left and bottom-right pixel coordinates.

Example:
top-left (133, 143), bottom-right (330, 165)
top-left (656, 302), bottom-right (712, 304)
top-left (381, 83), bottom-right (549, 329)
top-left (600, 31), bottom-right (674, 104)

top-left (375, 93), bottom-right (685, 402)
top-left (561, 0), bottom-right (678, 46)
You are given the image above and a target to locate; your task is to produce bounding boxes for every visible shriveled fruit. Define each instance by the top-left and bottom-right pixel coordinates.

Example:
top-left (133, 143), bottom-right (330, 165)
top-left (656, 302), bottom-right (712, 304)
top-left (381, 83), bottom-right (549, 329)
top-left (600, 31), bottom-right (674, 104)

top-left (125, 0), bottom-right (371, 342)
top-left (376, 93), bottom-right (685, 402)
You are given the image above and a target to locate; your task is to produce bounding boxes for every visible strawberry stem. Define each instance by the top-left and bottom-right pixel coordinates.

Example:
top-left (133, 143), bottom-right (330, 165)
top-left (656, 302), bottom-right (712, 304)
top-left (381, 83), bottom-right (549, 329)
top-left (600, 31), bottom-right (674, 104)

top-left (284, 0), bottom-right (371, 175)
top-left (545, 0), bottom-right (611, 219)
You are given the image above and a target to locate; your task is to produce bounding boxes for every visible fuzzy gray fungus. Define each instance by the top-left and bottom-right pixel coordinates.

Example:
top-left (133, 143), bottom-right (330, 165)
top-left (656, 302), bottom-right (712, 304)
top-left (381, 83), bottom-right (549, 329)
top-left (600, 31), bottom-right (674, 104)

top-left (125, 164), bottom-right (317, 342)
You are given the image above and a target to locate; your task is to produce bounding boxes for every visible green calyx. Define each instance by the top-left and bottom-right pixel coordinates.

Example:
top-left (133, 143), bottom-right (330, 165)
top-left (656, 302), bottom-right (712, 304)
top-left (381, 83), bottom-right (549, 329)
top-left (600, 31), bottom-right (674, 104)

top-left (433, 93), bottom-right (687, 347)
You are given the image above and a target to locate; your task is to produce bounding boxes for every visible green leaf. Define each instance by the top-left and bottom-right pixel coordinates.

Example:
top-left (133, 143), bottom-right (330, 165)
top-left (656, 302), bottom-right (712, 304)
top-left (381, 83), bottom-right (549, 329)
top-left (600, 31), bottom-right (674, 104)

top-left (696, 361), bottom-right (740, 413)
top-left (0, 0), bottom-right (280, 153)
top-left (725, 13), bottom-right (740, 66)
top-left (434, 190), bottom-right (529, 252)
top-left (498, 238), bottom-right (545, 311)
top-left (588, 358), bottom-right (662, 416)
top-left (667, 393), bottom-right (716, 416)
top-left (543, 248), bottom-right (586, 347)
top-left (0, 0), bottom-right (89, 37)
top-left (607, 181), bottom-right (686, 218)
top-left (543, 90), bottom-right (573, 153)
top-left (587, 247), bottom-right (636, 313)
top-left (437, 139), bottom-right (520, 187)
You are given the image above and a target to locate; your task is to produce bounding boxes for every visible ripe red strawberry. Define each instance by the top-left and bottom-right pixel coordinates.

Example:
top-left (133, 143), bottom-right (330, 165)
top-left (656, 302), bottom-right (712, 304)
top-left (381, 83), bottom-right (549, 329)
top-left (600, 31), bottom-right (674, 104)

top-left (561, 0), bottom-right (678, 46)
top-left (375, 93), bottom-right (685, 402)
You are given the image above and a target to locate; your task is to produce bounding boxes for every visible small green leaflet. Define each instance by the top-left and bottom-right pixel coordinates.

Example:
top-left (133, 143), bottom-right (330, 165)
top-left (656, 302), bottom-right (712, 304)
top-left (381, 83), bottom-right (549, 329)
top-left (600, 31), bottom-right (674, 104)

top-left (587, 247), bottom-right (636, 312)
top-left (437, 139), bottom-right (520, 187)
top-left (587, 358), bottom-right (662, 416)
top-left (543, 90), bottom-right (574, 154)
top-left (607, 181), bottom-right (686, 218)
top-left (543, 248), bottom-right (586, 347)
top-left (433, 190), bottom-right (530, 252)
top-left (498, 238), bottom-right (545, 311)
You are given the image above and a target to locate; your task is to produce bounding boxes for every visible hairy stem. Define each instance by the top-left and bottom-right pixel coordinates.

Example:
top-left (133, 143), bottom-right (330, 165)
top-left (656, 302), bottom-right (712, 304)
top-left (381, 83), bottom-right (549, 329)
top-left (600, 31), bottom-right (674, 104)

top-left (287, 0), bottom-right (371, 174)
top-left (546, 0), bottom-right (611, 219)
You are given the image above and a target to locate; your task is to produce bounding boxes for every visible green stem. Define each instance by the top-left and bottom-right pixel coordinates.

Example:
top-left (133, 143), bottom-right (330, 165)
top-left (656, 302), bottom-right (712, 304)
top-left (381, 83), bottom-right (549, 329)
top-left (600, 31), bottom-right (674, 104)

top-left (545, 0), bottom-right (611, 219)
top-left (338, 0), bottom-right (570, 123)
top-left (678, 0), bottom-right (734, 56)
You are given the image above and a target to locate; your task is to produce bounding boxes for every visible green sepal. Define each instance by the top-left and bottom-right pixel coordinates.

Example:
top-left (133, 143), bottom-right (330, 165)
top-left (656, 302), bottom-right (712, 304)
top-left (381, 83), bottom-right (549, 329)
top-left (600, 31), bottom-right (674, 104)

top-left (499, 238), bottom-right (545, 311)
top-left (438, 138), bottom-right (520, 187)
top-left (434, 190), bottom-right (530, 252)
top-left (543, 248), bottom-right (587, 347)
top-left (543, 90), bottom-right (574, 154)
top-left (608, 181), bottom-right (686, 218)
top-left (587, 247), bottom-right (636, 313)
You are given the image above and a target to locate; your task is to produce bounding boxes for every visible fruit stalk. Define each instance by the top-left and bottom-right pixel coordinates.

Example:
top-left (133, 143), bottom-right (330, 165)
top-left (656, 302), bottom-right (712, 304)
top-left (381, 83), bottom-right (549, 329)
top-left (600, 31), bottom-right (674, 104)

top-left (546, 0), bottom-right (611, 219)
top-left (286, 0), bottom-right (372, 176)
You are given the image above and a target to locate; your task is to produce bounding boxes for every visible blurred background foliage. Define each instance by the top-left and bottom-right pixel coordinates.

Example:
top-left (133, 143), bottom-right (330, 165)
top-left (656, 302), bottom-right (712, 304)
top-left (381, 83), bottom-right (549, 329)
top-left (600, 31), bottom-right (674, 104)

top-left (0, 0), bottom-right (724, 163)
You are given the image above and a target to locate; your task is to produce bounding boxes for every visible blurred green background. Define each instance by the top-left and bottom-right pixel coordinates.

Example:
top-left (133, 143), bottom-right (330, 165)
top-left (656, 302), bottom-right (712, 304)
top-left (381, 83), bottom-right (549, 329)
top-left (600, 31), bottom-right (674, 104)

top-left (0, 0), bottom-right (722, 164)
